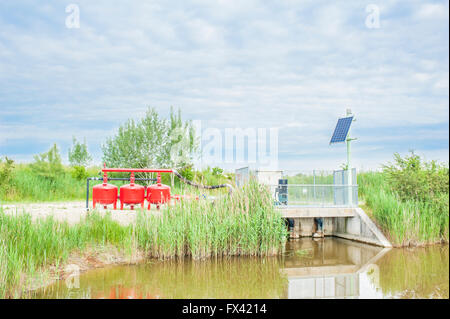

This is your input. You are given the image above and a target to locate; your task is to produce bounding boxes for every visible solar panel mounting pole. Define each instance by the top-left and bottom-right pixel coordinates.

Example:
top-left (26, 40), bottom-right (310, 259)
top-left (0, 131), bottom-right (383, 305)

top-left (346, 108), bottom-right (354, 206)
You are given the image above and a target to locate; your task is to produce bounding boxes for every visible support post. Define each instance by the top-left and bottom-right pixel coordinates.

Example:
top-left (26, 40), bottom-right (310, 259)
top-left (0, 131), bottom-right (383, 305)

top-left (86, 178), bottom-right (90, 211)
top-left (346, 109), bottom-right (353, 206)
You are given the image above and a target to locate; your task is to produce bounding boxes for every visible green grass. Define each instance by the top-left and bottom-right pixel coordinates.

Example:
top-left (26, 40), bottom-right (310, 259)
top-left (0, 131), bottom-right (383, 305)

top-left (0, 181), bottom-right (287, 298)
top-left (0, 209), bottom-right (134, 298)
top-left (0, 164), bottom-right (233, 203)
top-left (358, 171), bottom-right (449, 246)
top-left (136, 181), bottom-right (288, 259)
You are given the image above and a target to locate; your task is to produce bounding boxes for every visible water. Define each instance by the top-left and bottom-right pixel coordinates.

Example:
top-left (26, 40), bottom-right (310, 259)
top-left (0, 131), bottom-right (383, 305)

top-left (32, 238), bottom-right (449, 299)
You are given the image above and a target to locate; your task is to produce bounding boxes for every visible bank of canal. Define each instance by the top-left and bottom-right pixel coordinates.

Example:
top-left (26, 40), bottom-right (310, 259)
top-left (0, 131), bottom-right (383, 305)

top-left (31, 238), bottom-right (448, 299)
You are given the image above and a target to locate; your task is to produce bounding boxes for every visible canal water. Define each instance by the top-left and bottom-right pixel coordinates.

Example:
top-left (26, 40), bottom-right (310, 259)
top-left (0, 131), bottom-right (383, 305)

top-left (32, 238), bottom-right (449, 299)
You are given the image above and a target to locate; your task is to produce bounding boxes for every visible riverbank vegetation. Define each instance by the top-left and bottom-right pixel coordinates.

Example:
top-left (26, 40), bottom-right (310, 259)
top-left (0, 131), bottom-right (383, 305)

top-left (0, 181), bottom-right (286, 298)
top-left (358, 152), bottom-right (449, 247)
top-left (0, 159), bottom-right (232, 203)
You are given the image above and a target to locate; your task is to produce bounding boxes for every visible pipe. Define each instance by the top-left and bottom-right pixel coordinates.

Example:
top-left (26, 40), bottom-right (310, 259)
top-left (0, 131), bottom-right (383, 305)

top-left (172, 169), bottom-right (233, 194)
top-left (102, 168), bottom-right (173, 173)
top-left (101, 166), bottom-right (233, 193)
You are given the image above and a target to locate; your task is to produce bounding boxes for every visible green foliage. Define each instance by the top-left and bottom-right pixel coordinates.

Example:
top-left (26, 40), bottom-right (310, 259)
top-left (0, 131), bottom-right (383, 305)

top-left (29, 144), bottom-right (64, 180)
top-left (211, 166), bottom-right (223, 176)
top-left (136, 180), bottom-right (287, 259)
top-left (178, 165), bottom-right (194, 181)
top-left (68, 137), bottom-right (92, 167)
top-left (0, 210), bottom-right (133, 298)
top-left (102, 107), bottom-right (198, 171)
top-left (70, 166), bottom-right (89, 181)
top-left (0, 157), bottom-right (15, 198)
top-left (358, 152), bottom-right (449, 246)
top-left (382, 151), bottom-right (449, 204)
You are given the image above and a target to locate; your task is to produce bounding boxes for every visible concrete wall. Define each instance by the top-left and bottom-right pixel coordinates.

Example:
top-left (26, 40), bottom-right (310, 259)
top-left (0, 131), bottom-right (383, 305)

top-left (287, 208), bottom-right (392, 247)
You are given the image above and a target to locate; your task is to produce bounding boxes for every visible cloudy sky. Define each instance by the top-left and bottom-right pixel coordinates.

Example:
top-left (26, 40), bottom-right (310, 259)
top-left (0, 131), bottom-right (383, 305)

top-left (0, 0), bottom-right (448, 171)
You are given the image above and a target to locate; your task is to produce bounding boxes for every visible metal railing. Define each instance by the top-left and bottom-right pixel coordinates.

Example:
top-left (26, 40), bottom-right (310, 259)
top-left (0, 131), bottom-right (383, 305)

top-left (270, 184), bottom-right (358, 208)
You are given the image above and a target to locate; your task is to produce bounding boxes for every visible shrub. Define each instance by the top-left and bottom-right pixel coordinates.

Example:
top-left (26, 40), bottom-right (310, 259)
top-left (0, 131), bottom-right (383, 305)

top-left (68, 137), bottom-right (92, 167)
top-left (70, 166), bottom-right (88, 181)
top-left (29, 144), bottom-right (64, 180)
top-left (382, 151), bottom-right (449, 204)
top-left (0, 157), bottom-right (15, 198)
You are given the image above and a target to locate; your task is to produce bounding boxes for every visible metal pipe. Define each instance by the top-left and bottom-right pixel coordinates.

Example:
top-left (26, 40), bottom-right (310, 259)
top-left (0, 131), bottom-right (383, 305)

top-left (102, 168), bottom-right (173, 173)
top-left (172, 169), bottom-right (233, 194)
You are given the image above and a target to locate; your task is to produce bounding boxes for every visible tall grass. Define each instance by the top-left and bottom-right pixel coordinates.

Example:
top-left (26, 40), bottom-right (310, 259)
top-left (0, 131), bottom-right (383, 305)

top-left (0, 164), bottom-right (233, 203)
top-left (0, 181), bottom-right (287, 297)
top-left (136, 181), bottom-right (288, 259)
top-left (0, 209), bottom-right (134, 298)
top-left (359, 172), bottom-right (449, 246)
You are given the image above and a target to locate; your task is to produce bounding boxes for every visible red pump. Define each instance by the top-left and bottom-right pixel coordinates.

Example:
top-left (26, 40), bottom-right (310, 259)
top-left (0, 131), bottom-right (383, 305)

top-left (119, 172), bottom-right (145, 210)
top-left (92, 170), bottom-right (118, 209)
top-left (147, 172), bottom-right (171, 210)
top-left (90, 166), bottom-right (232, 211)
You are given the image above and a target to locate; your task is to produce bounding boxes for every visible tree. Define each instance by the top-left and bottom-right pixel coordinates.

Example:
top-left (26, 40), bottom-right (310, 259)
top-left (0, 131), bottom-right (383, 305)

top-left (102, 107), bottom-right (198, 170)
top-left (68, 137), bottom-right (92, 167)
top-left (30, 143), bottom-right (64, 179)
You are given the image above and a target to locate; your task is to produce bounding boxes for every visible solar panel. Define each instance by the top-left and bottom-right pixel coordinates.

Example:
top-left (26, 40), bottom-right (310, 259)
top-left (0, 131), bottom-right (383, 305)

top-left (330, 116), bottom-right (353, 144)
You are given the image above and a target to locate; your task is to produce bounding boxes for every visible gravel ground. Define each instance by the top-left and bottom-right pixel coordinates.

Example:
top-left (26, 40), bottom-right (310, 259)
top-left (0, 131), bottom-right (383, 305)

top-left (1, 201), bottom-right (162, 226)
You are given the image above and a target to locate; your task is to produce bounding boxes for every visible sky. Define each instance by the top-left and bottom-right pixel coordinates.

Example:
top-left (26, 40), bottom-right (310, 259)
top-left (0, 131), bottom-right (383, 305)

top-left (0, 0), bottom-right (448, 172)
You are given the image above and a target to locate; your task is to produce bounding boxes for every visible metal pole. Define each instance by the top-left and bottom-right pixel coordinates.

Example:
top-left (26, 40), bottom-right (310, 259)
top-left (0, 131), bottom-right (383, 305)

top-left (346, 109), bottom-right (353, 206)
top-left (86, 178), bottom-right (90, 211)
top-left (313, 169), bottom-right (316, 202)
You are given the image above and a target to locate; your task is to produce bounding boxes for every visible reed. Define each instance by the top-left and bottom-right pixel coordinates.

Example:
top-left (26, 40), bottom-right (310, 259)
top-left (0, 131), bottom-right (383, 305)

top-left (358, 172), bottom-right (449, 246)
top-left (135, 180), bottom-right (288, 259)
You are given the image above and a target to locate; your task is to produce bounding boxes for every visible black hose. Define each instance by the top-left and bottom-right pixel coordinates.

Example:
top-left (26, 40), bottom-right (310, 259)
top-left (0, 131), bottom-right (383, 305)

top-left (172, 169), bottom-right (233, 194)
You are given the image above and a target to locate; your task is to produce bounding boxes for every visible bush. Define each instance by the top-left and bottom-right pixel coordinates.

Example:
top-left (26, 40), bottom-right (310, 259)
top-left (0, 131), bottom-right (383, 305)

top-left (68, 137), bottom-right (92, 167)
top-left (29, 144), bottom-right (64, 180)
top-left (0, 157), bottom-right (15, 198)
top-left (70, 166), bottom-right (88, 181)
top-left (358, 152), bottom-right (449, 246)
top-left (382, 151), bottom-right (449, 205)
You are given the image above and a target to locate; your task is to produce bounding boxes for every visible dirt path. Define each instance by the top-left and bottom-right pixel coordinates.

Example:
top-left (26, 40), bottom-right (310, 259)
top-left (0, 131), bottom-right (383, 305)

top-left (1, 201), bottom-right (162, 226)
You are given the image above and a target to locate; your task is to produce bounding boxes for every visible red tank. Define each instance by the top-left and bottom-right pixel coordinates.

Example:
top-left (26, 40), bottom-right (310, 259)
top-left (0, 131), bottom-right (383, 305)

top-left (93, 183), bottom-right (118, 209)
top-left (147, 184), bottom-right (171, 209)
top-left (119, 183), bottom-right (145, 210)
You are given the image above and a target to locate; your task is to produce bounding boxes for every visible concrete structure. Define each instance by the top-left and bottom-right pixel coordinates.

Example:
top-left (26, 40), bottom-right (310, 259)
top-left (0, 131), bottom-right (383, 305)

top-left (236, 167), bottom-right (391, 248)
top-left (277, 207), bottom-right (392, 248)
top-left (235, 167), bottom-right (283, 187)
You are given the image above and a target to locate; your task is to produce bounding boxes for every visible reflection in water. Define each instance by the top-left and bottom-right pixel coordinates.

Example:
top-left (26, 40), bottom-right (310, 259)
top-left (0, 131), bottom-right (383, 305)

top-left (377, 245), bottom-right (449, 298)
top-left (32, 238), bottom-right (449, 299)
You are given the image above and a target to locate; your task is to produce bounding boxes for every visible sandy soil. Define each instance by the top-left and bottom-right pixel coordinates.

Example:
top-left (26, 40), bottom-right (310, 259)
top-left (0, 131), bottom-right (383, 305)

top-left (1, 201), bottom-right (163, 226)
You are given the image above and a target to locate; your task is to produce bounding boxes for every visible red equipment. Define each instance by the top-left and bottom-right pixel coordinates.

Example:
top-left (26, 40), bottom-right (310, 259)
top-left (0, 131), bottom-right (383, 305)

top-left (119, 172), bottom-right (145, 210)
top-left (147, 172), bottom-right (171, 209)
top-left (90, 166), bottom-right (231, 211)
top-left (92, 170), bottom-right (118, 209)
top-left (98, 166), bottom-right (175, 211)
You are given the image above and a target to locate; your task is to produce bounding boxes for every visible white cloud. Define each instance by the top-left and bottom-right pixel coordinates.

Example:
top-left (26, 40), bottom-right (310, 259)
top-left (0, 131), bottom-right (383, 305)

top-left (0, 0), bottom-right (448, 169)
